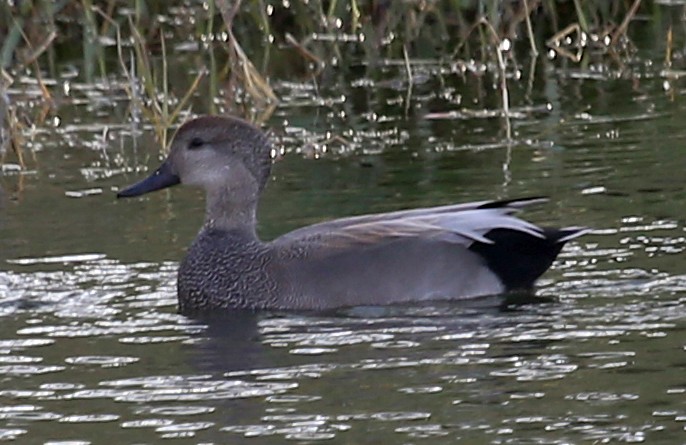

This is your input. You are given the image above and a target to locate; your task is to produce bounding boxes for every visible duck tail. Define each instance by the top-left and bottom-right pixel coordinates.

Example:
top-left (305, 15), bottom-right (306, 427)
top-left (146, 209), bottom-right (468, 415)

top-left (477, 196), bottom-right (549, 210)
top-left (469, 225), bottom-right (589, 292)
top-left (555, 226), bottom-right (592, 243)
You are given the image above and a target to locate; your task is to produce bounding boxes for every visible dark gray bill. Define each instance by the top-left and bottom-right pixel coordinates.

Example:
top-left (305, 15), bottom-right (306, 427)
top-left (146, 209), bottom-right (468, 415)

top-left (117, 161), bottom-right (180, 198)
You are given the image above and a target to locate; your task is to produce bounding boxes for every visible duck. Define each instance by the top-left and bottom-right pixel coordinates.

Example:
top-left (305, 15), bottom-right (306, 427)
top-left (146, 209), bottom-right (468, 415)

top-left (117, 115), bottom-right (588, 313)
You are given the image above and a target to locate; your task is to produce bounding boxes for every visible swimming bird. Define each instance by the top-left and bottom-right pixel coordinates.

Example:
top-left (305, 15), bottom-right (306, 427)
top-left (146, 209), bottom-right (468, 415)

top-left (117, 115), bottom-right (588, 313)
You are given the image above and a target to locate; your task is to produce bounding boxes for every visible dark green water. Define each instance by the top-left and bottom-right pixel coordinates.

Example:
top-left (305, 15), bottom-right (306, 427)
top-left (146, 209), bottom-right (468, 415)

top-left (3, 28), bottom-right (686, 444)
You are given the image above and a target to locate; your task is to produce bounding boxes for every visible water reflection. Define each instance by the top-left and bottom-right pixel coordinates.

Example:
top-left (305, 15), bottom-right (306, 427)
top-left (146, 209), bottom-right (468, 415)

top-left (188, 311), bottom-right (268, 373)
top-left (1, 238), bottom-right (686, 442)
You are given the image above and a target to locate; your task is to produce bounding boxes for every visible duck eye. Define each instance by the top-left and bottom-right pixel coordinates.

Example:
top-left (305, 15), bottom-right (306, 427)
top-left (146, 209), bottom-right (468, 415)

top-left (188, 137), bottom-right (204, 149)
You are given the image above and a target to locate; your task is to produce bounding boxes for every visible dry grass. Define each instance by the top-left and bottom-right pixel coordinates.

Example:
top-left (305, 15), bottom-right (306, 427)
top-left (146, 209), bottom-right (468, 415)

top-left (0, 0), bottom-right (663, 166)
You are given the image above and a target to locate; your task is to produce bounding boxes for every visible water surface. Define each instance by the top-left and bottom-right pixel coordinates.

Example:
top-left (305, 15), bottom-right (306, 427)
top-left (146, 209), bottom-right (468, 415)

top-left (2, 23), bottom-right (686, 445)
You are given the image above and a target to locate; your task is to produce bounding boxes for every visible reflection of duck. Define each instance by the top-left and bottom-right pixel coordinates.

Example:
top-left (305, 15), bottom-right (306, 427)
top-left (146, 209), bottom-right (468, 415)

top-left (186, 310), bottom-right (266, 374)
top-left (118, 116), bottom-right (588, 313)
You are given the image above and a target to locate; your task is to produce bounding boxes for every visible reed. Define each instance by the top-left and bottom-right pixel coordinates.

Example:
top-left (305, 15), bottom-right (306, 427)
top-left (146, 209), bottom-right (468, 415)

top-left (216, 0), bottom-right (278, 122)
top-left (0, 1), bottom-right (657, 78)
top-left (0, 82), bottom-right (22, 169)
top-left (0, 0), bottom-right (666, 165)
top-left (94, 6), bottom-right (205, 150)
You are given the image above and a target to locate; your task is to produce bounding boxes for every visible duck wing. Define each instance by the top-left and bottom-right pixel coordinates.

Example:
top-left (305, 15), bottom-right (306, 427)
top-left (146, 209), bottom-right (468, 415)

top-left (268, 198), bottom-right (588, 310)
top-left (273, 197), bottom-right (548, 247)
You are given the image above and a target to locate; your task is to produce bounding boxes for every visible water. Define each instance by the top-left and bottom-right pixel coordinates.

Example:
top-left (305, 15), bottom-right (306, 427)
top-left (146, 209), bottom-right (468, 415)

top-left (3, 21), bottom-right (686, 445)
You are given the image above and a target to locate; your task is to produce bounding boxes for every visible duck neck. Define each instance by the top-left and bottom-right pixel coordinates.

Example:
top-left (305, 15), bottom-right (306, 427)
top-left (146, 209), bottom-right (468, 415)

top-left (204, 186), bottom-right (259, 238)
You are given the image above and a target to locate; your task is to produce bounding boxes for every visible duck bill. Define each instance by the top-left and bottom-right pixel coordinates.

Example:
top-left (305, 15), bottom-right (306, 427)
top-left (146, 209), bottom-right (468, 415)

top-left (117, 161), bottom-right (180, 198)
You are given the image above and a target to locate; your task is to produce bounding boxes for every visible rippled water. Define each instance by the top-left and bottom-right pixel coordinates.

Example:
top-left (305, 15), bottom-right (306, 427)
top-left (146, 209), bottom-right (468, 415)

top-left (4, 31), bottom-right (686, 444)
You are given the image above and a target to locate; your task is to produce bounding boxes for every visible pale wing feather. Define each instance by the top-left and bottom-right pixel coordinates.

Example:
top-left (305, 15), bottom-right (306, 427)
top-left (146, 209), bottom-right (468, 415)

top-left (272, 207), bottom-right (545, 252)
top-left (273, 197), bottom-right (547, 248)
top-left (275, 200), bottom-right (491, 244)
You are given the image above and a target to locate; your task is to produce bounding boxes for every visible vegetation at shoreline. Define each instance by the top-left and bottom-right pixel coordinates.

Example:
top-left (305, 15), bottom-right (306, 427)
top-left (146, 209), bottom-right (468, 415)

top-left (0, 0), bottom-right (680, 169)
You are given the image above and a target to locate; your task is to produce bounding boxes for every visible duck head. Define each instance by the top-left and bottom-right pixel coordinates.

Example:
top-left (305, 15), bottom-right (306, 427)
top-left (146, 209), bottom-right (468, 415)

top-left (117, 115), bottom-right (273, 199)
top-left (117, 115), bottom-right (273, 231)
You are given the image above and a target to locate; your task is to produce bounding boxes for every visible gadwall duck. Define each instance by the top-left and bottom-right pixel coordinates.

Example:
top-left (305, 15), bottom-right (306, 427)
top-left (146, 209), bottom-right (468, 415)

top-left (117, 115), bottom-right (588, 312)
